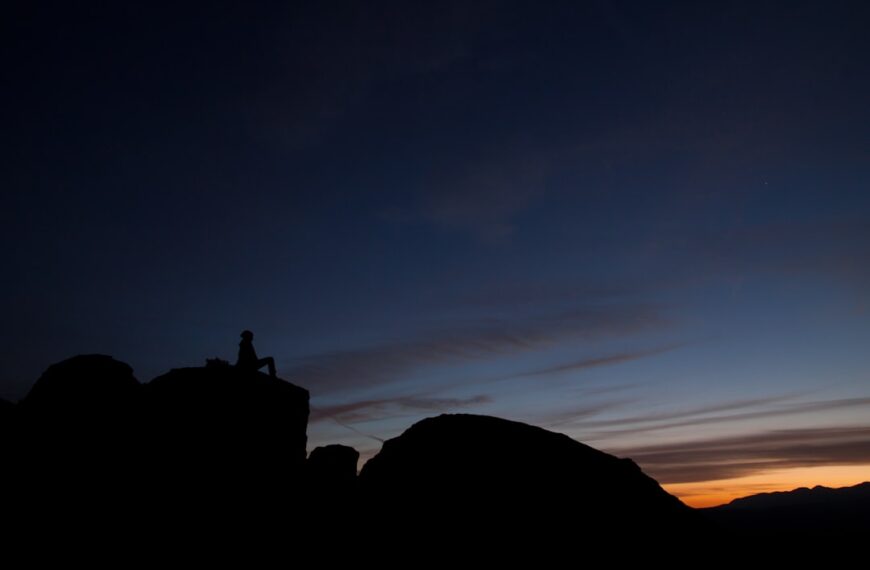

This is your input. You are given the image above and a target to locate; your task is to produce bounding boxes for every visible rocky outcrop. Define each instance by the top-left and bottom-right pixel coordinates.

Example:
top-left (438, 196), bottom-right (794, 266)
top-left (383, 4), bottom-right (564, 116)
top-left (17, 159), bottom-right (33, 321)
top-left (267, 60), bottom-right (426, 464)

top-left (12, 355), bottom-right (143, 512)
top-left (308, 444), bottom-right (359, 484)
top-left (5, 354), bottom-right (722, 549)
top-left (306, 444), bottom-right (360, 518)
top-left (0, 398), bottom-right (15, 422)
top-left (359, 414), bottom-right (702, 543)
top-left (20, 354), bottom-right (140, 418)
top-left (0, 398), bottom-right (16, 446)
top-left (7, 355), bottom-right (310, 522)
top-left (142, 365), bottom-right (310, 500)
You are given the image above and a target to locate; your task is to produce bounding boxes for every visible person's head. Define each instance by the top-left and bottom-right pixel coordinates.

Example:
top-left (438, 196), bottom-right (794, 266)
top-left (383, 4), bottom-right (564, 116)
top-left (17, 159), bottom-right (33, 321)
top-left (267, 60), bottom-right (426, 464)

top-left (240, 330), bottom-right (254, 341)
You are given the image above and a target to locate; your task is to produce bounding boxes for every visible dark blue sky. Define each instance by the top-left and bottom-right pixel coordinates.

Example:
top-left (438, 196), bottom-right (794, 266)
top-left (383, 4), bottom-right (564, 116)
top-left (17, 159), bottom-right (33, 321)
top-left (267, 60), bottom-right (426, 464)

top-left (3, 1), bottom-right (869, 503)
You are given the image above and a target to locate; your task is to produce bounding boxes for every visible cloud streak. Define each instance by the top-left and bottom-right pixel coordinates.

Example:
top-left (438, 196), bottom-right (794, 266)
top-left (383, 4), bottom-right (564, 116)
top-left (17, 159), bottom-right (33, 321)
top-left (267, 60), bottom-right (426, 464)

top-left (311, 394), bottom-right (491, 424)
top-left (612, 425), bottom-right (870, 484)
top-left (508, 344), bottom-right (684, 381)
top-left (538, 399), bottom-right (636, 428)
top-left (310, 392), bottom-right (493, 446)
top-left (578, 396), bottom-right (870, 437)
top-left (284, 304), bottom-right (668, 394)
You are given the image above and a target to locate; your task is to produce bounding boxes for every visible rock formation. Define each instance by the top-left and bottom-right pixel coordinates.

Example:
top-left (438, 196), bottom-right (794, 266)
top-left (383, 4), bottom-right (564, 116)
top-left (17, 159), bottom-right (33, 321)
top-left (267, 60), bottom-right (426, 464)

top-left (359, 413), bottom-right (701, 544)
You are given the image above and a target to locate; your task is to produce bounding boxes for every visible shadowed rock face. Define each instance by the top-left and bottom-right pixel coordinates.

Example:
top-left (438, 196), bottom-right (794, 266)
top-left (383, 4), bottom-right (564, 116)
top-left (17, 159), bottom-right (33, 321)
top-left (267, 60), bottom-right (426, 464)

top-left (306, 444), bottom-right (360, 518)
top-left (0, 398), bottom-right (16, 446)
top-left (359, 414), bottom-right (702, 541)
top-left (138, 366), bottom-right (309, 520)
top-left (13, 355), bottom-right (144, 508)
top-left (0, 398), bottom-right (15, 421)
top-left (21, 354), bottom-right (140, 417)
top-left (308, 444), bottom-right (360, 486)
top-left (7, 355), bottom-right (310, 524)
top-left (144, 365), bottom-right (309, 471)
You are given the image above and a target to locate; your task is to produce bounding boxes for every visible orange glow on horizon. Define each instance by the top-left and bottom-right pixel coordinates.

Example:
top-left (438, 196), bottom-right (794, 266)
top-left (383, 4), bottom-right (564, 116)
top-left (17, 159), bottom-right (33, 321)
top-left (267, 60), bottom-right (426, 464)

top-left (664, 464), bottom-right (870, 508)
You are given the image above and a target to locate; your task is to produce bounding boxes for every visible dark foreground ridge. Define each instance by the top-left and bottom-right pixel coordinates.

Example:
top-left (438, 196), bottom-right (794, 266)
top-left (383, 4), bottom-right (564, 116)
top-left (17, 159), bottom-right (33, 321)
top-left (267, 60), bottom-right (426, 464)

top-left (14, 352), bottom-right (849, 552)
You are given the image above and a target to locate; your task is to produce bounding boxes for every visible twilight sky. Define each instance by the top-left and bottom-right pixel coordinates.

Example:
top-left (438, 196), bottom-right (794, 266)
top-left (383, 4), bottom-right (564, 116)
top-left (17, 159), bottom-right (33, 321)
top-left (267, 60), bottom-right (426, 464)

top-left (3, 1), bottom-right (869, 505)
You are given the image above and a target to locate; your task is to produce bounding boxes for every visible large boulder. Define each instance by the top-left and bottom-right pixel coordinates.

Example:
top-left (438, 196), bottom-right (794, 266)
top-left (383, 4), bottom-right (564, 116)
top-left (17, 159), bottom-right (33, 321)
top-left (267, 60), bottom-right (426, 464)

top-left (0, 398), bottom-right (15, 423)
top-left (9, 356), bottom-right (310, 525)
top-left (0, 398), bottom-right (17, 448)
top-left (141, 365), bottom-right (310, 508)
top-left (13, 355), bottom-right (142, 516)
top-left (306, 444), bottom-right (360, 517)
top-left (359, 414), bottom-right (703, 545)
top-left (21, 354), bottom-right (140, 417)
top-left (308, 444), bottom-right (359, 486)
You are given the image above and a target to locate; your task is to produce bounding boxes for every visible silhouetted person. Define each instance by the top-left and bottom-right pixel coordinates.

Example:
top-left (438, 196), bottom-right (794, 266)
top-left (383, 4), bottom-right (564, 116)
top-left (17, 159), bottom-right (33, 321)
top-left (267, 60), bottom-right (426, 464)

top-left (236, 330), bottom-right (276, 377)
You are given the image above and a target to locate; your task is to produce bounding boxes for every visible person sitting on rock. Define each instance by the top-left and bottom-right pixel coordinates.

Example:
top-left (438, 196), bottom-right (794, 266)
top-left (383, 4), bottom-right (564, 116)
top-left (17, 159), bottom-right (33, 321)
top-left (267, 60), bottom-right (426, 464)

top-left (236, 330), bottom-right (276, 377)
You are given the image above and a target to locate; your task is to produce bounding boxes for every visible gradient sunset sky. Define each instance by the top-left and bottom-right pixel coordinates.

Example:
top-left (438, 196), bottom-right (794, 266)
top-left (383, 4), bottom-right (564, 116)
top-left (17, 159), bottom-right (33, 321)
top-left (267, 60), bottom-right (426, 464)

top-left (3, 1), bottom-right (869, 506)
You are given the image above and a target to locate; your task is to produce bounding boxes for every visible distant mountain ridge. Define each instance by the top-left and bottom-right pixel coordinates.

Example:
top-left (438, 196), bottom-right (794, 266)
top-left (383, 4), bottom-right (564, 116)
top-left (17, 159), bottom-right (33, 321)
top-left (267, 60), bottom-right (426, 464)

top-left (704, 481), bottom-right (870, 535)
top-left (724, 482), bottom-right (870, 509)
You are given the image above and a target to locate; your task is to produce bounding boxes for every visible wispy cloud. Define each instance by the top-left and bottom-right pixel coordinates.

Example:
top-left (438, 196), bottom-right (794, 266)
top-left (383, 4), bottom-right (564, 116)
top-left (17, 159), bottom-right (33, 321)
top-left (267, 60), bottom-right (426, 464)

top-left (611, 424), bottom-right (870, 484)
top-left (539, 399), bottom-right (635, 428)
top-left (311, 394), bottom-right (491, 424)
top-left (453, 281), bottom-right (641, 311)
top-left (567, 395), bottom-right (800, 430)
top-left (580, 396), bottom-right (870, 437)
top-left (310, 393), bottom-right (493, 447)
top-left (508, 344), bottom-right (684, 381)
top-left (284, 304), bottom-right (668, 394)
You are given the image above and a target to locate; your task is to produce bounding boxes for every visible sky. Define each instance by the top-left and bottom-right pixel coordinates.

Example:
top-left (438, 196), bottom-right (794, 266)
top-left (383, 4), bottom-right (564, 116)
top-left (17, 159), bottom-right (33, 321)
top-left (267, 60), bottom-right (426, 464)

top-left (2, 1), bottom-right (869, 507)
